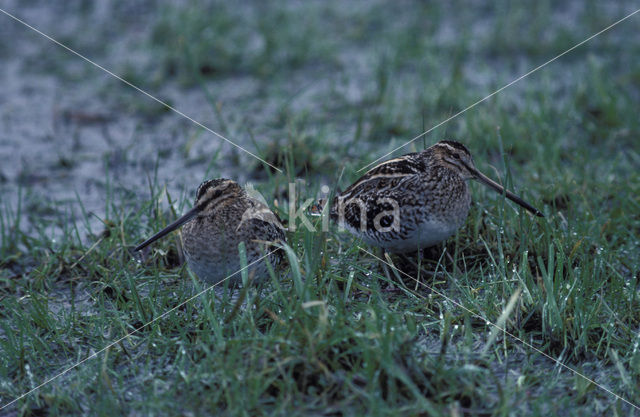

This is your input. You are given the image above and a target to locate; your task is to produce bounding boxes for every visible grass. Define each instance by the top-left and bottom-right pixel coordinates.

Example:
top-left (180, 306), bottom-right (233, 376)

top-left (2, 0), bottom-right (640, 415)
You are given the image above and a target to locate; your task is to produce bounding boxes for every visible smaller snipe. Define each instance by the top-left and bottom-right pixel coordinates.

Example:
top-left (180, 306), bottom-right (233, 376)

top-left (135, 179), bottom-right (286, 285)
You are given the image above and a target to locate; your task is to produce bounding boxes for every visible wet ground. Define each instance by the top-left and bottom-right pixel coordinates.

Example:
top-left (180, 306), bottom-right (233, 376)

top-left (3, 0), bottom-right (636, 242)
top-left (1, 1), bottom-right (250, 239)
top-left (1, 1), bottom-right (639, 414)
top-left (1, 0), bottom-right (383, 239)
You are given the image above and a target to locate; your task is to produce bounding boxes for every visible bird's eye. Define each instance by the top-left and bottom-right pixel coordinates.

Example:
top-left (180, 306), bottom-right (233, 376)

top-left (453, 153), bottom-right (461, 160)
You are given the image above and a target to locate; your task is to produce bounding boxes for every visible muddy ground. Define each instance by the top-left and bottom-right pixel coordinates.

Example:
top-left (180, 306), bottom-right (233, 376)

top-left (1, 1), bottom-right (639, 413)
top-left (3, 1), bottom-right (635, 242)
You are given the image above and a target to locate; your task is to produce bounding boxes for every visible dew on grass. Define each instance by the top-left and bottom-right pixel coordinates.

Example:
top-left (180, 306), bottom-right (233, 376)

top-left (2, 1), bottom-right (638, 413)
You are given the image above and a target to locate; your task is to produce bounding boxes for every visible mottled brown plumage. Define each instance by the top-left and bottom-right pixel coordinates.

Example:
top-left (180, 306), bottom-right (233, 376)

top-left (135, 179), bottom-right (285, 285)
top-left (331, 140), bottom-right (543, 253)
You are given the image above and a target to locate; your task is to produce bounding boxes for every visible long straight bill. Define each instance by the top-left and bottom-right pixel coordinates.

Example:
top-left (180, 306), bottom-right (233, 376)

top-left (134, 206), bottom-right (200, 251)
top-left (472, 169), bottom-right (544, 217)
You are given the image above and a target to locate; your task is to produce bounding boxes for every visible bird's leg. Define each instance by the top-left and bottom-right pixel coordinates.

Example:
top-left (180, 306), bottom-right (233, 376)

top-left (414, 249), bottom-right (422, 291)
top-left (224, 270), bottom-right (256, 324)
top-left (398, 253), bottom-right (418, 271)
top-left (398, 251), bottom-right (435, 286)
top-left (377, 247), bottom-right (394, 286)
top-left (446, 249), bottom-right (458, 275)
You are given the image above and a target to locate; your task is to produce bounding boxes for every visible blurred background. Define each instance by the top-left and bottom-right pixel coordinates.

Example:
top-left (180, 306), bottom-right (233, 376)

top-left (1, 1), bottom-right (640, 414)
top-left (1, 0), bottom-right (638, 240)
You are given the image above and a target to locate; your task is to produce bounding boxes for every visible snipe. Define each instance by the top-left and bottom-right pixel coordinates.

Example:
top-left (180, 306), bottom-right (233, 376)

top-left (135, 179), bottom-right (286, 284)
top-left (331, 140), bottom-right (543, 253)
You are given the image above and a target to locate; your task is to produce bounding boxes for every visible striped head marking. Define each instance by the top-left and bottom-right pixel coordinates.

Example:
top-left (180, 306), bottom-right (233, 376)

top-left (432, 140), bottom-right (476, 180)
top-left (195, 178), bottom-right (241, 206)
